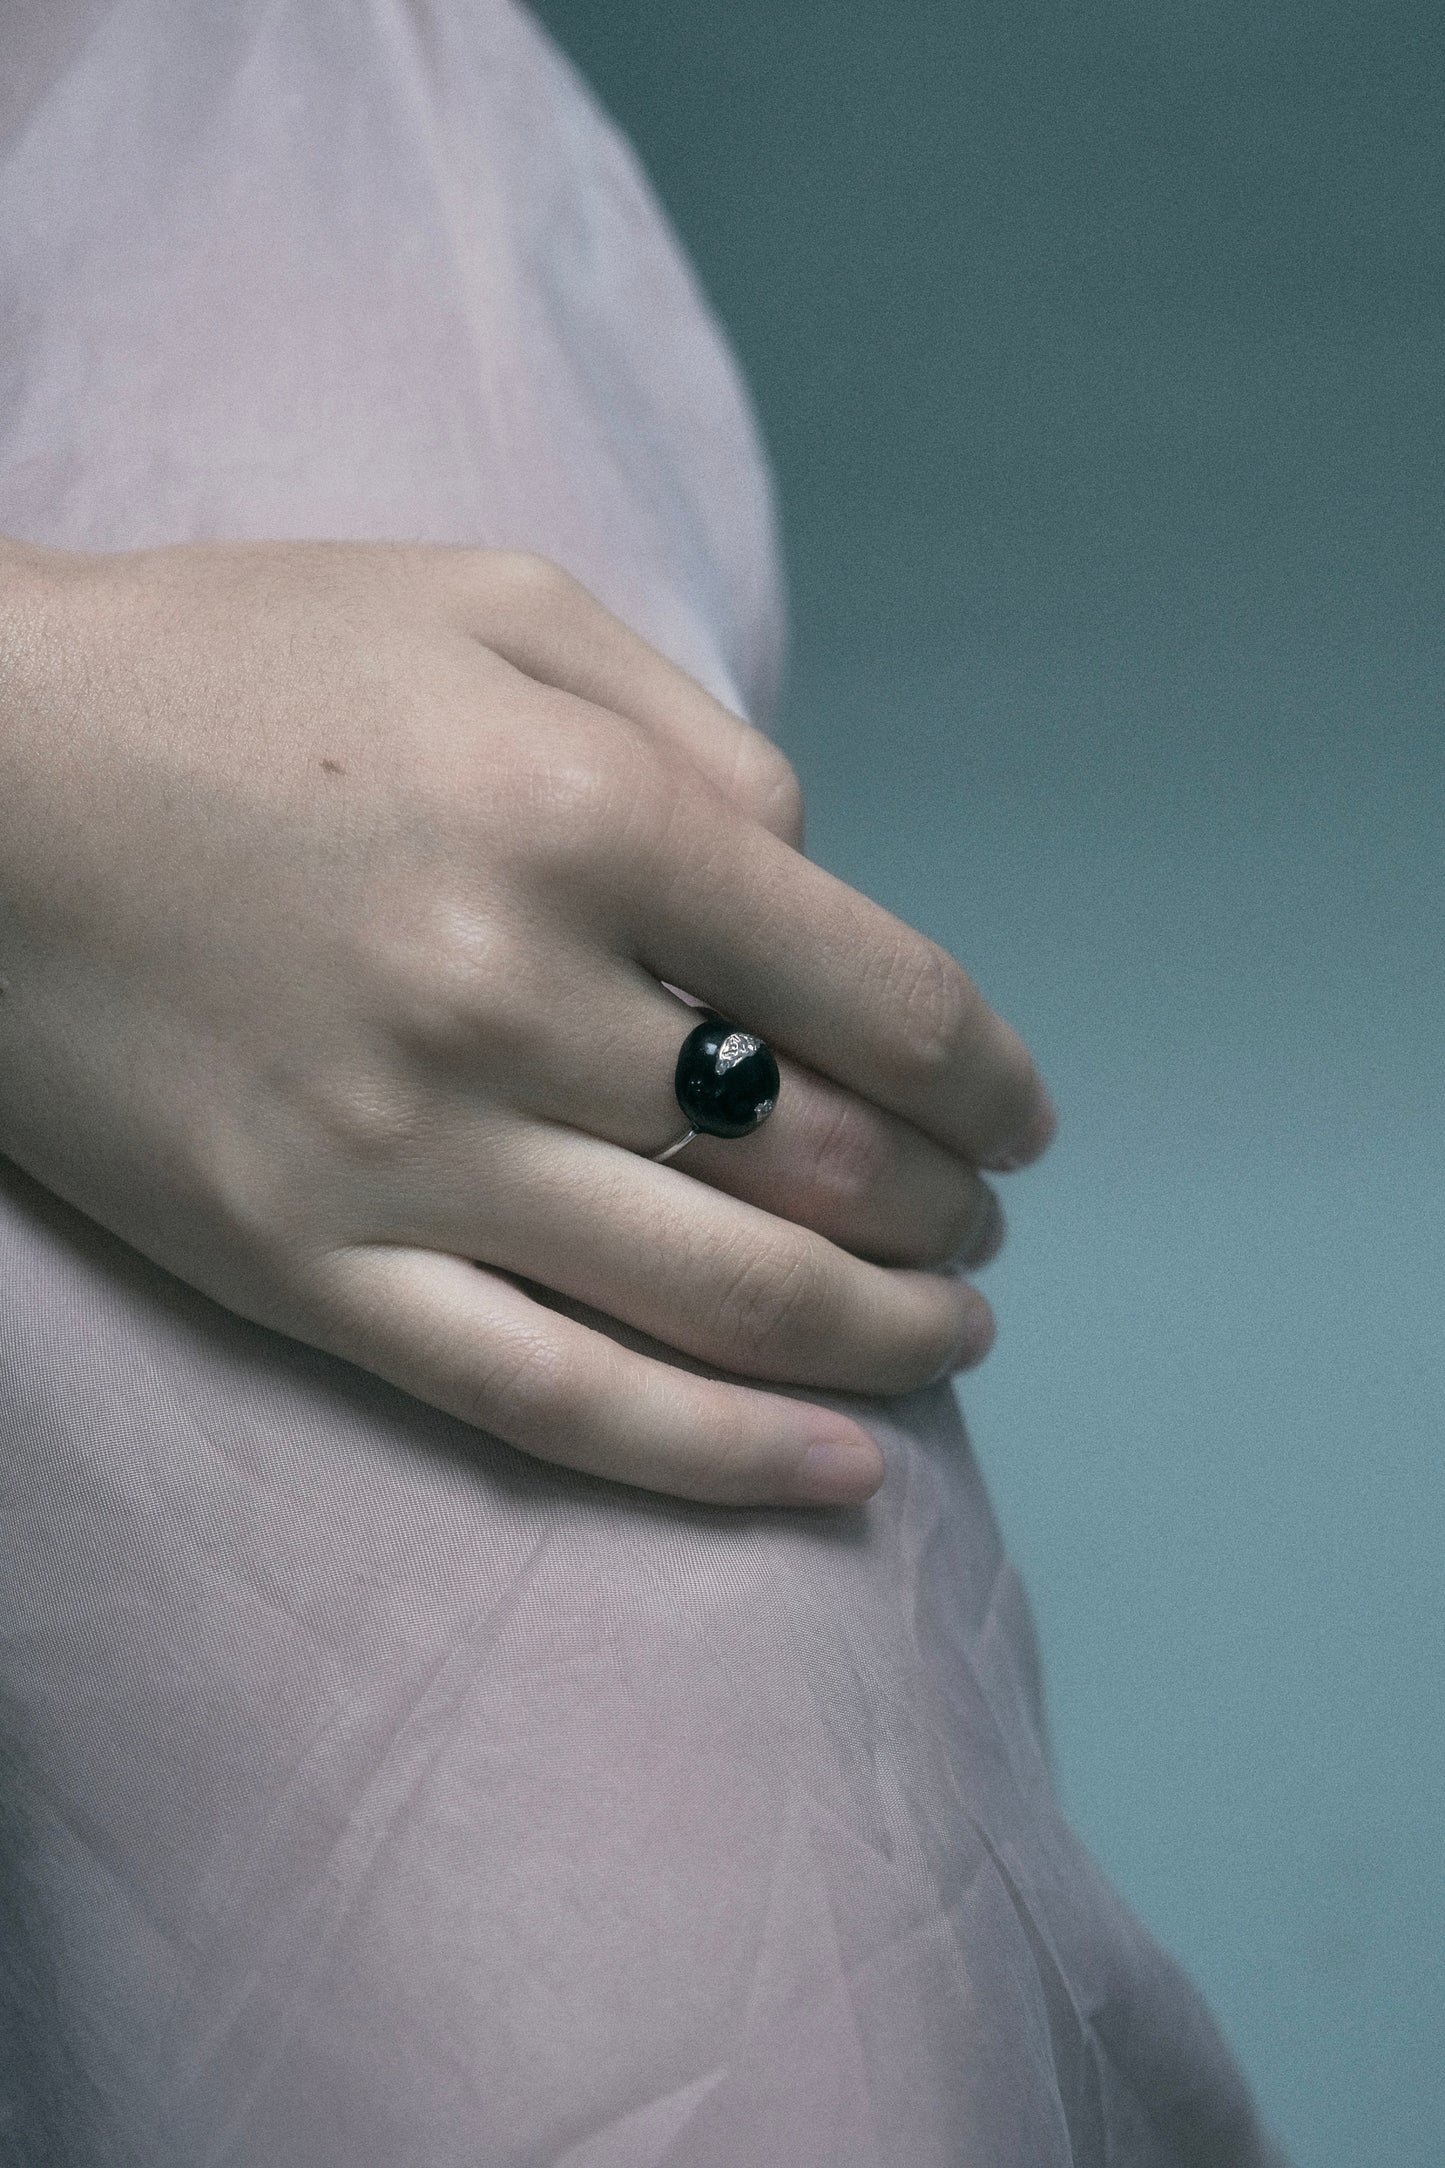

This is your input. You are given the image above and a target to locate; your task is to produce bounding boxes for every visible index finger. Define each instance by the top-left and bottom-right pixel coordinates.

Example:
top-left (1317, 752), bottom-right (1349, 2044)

top-left (619, 787), bottom-right (1055, 1171)
top-left (443, 549), bottom-right (805, 848)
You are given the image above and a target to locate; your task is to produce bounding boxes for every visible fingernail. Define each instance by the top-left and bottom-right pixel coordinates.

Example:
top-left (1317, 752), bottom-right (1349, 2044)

top-left (793, 1436), bottom-right (885, 1505)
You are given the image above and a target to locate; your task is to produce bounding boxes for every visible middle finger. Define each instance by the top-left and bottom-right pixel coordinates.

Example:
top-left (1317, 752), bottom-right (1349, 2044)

top-left (610, 777), bottom-right (1055, 1172)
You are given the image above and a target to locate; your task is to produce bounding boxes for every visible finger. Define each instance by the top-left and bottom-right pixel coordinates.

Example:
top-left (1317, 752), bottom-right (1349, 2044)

top-left (492, 960), bottom-right (1005, 1268)
top-left (411, 1126), bottom-right (995, 1398)
top-left (400, 933), bottom-right (1006, 1269)
top-left (447, 548), bottom-right (805, 846)
top-left (949, 1181), bottom-right (1006, 1271)
top-left (683, 1112), bottom-right (1007, 1271)
top-left (303, 1242), bottom-right (886, 1507)
top-left (605, 786), bottom-right (1056, 1171)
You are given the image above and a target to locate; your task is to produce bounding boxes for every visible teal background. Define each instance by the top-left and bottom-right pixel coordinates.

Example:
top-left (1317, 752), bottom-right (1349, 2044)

top-left (534, 5), bottom-right (1444, 2161)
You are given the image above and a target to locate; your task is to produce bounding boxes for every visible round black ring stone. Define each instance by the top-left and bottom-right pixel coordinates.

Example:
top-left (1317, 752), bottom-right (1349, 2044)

top-left (673, 1016), bottom-right (780, 1140)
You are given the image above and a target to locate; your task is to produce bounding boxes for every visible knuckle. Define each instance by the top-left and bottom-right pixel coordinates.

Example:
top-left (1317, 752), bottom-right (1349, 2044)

top-left (891, 941), bottom-right (982, 1084)
top-left (466, 1318), bottom-right (575, 1442)
top-left (486, 547), bottom-right (574, 617)
top-left (525, 721), bottom-right (665, 874)
top-left (382, 904), bottom-right (537, 1071)
top-left (715, 1238), bottom-right (830, 1367)
top-left (294, 1064), bottom-right (429, 1172)
top-left (796, 1091), bottom-right (889, 1208)
top-left (731, 734), bottom-right (804, 843)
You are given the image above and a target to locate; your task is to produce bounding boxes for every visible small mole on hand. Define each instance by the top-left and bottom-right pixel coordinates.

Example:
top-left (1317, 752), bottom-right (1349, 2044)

top-left (320, 758), bottom-right (346, 775)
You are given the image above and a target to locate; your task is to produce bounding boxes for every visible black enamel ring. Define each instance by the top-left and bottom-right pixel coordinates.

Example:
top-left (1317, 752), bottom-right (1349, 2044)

top-left (652, 1014), bottom-right (781, 1163)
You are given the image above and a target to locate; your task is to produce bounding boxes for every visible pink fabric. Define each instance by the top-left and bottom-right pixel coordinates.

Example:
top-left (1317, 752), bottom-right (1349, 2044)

top-left (0, 4), bottom-right (1285, 2161)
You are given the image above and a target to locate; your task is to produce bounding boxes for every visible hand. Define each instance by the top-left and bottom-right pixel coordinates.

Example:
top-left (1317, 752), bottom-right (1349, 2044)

top-left (0, 540), bottom-right (1053, 1506)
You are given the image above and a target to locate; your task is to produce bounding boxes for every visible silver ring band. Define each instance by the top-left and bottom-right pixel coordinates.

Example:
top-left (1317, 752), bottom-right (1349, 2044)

top-left (652, 1127), bottom-right (699, 1164)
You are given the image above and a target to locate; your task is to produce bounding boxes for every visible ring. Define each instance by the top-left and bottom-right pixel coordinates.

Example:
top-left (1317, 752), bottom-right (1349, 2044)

top-left (652, 1014), bottom-right (781, 1163)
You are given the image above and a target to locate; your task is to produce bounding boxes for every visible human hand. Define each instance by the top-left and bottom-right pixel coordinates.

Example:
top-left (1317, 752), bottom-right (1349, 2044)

top-left (0, 540), bottom-right (1053, 1506)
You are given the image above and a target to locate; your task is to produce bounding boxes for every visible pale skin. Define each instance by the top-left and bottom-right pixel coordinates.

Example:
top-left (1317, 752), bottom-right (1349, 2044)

top-left (0, 536), bottom-right (1055, 1508)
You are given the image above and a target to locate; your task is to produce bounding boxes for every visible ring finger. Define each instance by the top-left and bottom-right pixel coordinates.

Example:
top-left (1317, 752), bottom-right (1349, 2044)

top-left (476, 963), bottom-right (1003, 1271)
